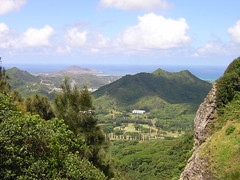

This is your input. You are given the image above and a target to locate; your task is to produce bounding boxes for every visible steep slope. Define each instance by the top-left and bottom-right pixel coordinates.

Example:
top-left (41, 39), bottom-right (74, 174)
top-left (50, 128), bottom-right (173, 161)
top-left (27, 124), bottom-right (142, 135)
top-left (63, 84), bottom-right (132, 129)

top-left (180, 57), bottom-right (240, 179)
top-left (93, 68), bottom-right (212, 105)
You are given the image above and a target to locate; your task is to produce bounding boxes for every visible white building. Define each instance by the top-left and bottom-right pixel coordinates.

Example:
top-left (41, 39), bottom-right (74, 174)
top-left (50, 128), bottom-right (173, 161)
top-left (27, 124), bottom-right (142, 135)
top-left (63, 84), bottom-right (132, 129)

top-left (132, 110), bottom-right (146, 114)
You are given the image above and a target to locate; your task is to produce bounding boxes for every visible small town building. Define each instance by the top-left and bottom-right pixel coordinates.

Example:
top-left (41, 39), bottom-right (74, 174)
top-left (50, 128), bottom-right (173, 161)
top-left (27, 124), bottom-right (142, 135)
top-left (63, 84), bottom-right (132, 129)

top-left (132, 110), bottom-right (146, 114)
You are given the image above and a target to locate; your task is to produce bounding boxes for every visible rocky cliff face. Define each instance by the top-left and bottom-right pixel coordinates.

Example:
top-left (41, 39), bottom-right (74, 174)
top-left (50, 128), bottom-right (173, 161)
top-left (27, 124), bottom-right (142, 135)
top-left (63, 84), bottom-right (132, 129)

top-left (180, 83), bottom-right (217, 180)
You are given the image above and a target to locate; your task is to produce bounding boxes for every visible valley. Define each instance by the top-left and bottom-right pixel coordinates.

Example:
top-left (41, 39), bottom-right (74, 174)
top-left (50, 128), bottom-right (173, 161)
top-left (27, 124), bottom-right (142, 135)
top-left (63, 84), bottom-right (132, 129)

top-left (93, 68), bottom-right (211, 141)
top-left (2, 63), bottom-right (219, 179)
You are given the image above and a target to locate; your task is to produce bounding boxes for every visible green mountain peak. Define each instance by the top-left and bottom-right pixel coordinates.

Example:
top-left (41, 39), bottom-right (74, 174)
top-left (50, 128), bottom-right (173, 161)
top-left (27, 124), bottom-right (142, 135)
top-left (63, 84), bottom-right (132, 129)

top-left (93, 68), bottom-right (211, 105)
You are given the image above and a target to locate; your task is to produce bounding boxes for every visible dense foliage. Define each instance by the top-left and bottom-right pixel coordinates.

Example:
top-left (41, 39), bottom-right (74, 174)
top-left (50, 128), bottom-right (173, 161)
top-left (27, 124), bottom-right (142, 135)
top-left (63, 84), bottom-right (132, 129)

top-left (216, 57), bottom-right (240, 109)
top-left (111, 133), bottom-right (193, 180)
top-left (0, 93), bottom-right (107, 179)
top-left (25, 94), bottom-right (55, 120)
top-left (0, 69), bottom-right (113, 179)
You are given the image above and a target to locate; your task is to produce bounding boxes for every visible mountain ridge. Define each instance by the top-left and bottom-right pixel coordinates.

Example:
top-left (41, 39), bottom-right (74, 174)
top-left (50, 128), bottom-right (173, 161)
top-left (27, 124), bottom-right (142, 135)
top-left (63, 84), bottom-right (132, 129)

top-left (93, 68), bottom-right (212, 105)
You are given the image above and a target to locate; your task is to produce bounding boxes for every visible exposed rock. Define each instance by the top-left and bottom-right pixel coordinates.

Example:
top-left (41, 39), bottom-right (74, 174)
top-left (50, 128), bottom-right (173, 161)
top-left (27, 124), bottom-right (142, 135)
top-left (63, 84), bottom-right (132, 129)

top-left (180, 83), bottom-right (217, 180)
top-left (194, 83), bottom-right (217, 147)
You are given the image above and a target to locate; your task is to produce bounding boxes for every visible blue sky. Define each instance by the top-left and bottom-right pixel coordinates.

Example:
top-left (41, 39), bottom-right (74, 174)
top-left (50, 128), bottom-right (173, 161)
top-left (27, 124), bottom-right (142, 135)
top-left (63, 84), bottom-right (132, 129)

top-left (0, 0), bottom-right (240, 66)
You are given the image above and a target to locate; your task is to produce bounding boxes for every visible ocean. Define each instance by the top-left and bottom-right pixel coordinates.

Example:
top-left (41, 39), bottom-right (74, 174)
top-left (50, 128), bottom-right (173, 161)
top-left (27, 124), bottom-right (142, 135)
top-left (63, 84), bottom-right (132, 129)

top-left (4, 64), bottom-right (226, 81)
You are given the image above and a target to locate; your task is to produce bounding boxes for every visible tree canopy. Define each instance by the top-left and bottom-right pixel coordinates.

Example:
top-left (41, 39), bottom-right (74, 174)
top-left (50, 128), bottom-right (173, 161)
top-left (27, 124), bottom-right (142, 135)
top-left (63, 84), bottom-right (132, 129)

top-left (54, 77), bottom-right (113, 178)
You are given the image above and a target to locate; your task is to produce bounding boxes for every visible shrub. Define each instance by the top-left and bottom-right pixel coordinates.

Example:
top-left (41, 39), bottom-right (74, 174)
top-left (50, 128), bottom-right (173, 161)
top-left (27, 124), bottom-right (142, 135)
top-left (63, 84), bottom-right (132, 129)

top-left (225, 125), bottom-right (236, 135)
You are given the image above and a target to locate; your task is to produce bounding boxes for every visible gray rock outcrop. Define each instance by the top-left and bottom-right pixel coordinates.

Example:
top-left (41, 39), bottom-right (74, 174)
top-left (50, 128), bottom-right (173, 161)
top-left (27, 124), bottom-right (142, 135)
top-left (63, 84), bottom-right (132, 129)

top-left (194, 83), bottom-right (217, 147)
top-left (180, 83), bottom-right (217, 180)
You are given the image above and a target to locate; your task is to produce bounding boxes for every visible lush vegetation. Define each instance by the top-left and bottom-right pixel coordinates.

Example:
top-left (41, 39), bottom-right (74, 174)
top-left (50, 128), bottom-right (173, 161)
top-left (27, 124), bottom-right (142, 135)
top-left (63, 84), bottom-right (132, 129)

top-left (200, 57), bottom-right (240, 179)
top-left (216, 57), bottom-right (240, 109)
top-left (54, 78), bottom-right (113, 177)
top-left (25, 94), bottom-right (55, 120)
top-left (202, 98), bottom-right (240, 179)
top-left (111, 133), bottom-right (193, 180)
top-left (0, 95), bottom-right (107, 179)
top-left (0, 66), bottom-right (114, 179)
top-left (1, 65), bottom-right (215, 179)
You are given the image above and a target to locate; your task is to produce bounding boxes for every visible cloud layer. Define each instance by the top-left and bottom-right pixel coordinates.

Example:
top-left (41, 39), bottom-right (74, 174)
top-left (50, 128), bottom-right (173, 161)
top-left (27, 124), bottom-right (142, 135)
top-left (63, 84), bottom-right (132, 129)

top-left (64, 28), bottom-right (88, 47)
top-left (228, 20), bottom-right (240, 43)
top-left (119, 13), bottom-right (191, 50)
top-left (0, 23), bottom-right (54, 49)
top-left (99, 0), bottom-right (170, 11)
top-left (0, 0), bottom-right (27, 15)
top-left (22, 25), bottom-right (54, 47)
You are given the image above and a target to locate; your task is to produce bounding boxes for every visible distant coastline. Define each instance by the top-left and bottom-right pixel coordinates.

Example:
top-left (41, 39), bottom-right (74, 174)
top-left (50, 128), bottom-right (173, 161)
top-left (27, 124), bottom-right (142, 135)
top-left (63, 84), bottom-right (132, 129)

top-left (4, 64), bottom-right (226, 81)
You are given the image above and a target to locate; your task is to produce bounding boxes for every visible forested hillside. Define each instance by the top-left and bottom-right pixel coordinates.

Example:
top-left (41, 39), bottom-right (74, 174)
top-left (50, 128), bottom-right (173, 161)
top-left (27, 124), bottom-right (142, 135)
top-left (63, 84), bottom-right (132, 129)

top-left (93, 68), bottom-right (211, 105)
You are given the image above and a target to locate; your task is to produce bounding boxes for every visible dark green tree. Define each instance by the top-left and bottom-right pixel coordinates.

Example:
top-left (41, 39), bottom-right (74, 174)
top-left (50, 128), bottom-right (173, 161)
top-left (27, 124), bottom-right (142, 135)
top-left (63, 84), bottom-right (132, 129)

top-left (25, 94), bottom-right (55, 120)
top-left (0, 65), bottom-right (11, 93)
top-left (54, 77), bottom-right (113, 178)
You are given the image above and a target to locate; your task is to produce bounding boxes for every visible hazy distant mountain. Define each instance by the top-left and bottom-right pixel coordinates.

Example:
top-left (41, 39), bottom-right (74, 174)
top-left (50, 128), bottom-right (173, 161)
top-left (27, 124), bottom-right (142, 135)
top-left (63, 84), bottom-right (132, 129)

top-left (57, 65), bottom-right (98, 75)
top-left (93, 68), bottom-right (212, 105)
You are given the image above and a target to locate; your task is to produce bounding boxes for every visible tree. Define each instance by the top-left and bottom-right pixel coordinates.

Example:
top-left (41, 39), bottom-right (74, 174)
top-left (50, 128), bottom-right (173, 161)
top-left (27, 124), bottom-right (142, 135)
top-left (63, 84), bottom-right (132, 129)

top-left (0, 65), bottom-right (11, 93)
top-left (0, 93), bottom-right (18, 122)
top-left (25, 94), bottom-right (55, 120)
top-left (54, 77), bottom-right (113, 178)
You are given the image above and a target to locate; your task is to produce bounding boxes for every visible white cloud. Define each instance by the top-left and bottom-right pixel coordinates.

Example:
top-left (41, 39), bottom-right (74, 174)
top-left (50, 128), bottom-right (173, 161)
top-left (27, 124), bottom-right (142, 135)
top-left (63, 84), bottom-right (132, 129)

top-left (63, 27), bottom-right (112, 54)
top-left (196, 43), bottom-right (226, 55)
top-left (0, 0), bottom-right (27, 15)
top-left (90, 48), bottom-right (100, 54)
top-left (228, 20), bottom-right (240, 43)
top-left (119, 13), bottom-right (190, 50)
top-left (90, 32), bottom-right (111, 48)
top-left (22, 25), bottom-right (54, 47)
top-left (56, 46), bottom-right (71, 54)
top-left (0, 22), bottom-right (17, 48)
top-left (99, 0), bottom-right (170, 11)
top-left (0, 23), bottom-right (55, 49)
top-left (64, 28), bottom-right (88, 47)
top-left (194, 41), bottom-right (240, 57)
top-left (0, 23), bottom-right (9, 32)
